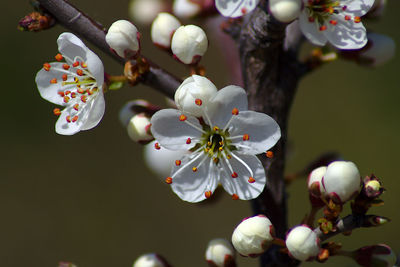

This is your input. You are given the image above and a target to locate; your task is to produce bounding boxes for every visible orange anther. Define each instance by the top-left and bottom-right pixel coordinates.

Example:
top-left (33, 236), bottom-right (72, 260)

top-left (71, 92), bottom-right (76, 98)
top-left (345, 15), bottom-right (351, 21)
top-left (232, 194), bottom-right (239, 200)
top-left (55, 53), bottom-right (63, 61)
top-left (319, 25), bottom-right (327, 31)
top-left (76, 69), bottom-right (83, 76)
top-left (73, 104), bottom-right (79, 111)
top-left (72, 116), bottom-right (78, 122)
top-left (53, 108), bottom-right (61, 116)
top-left (65, 90), bottom-right (71, 95)
top-left (354, 16), bottom-right (361, 23)
top-left (154, 142), bottom-right (161, 150)
top-left (43, 63), bottom-right (51, 71)
top-left (87, 89), bottom-right (93, 95)
top-left (179, 114), bottom-right (187, 121)
top-left (63, 96), bottom-right (70, 103)
top-left (329, 20), bottom-right (337, 25)
top-left (195, 98), bottom-right (202, 106)
top-left (165, 177), bottom-right (173, 184)
top-left (58, 91), bottom-right (65, 97)
top-left (266, 151), bottom-right (274, 158)
top-left (213, 126), bottom-right (219, 131)
top-left (186, 138), bottom-right (191, 144)
top-left (243, 134), bottom-right (249, 141)
top-left (72, 61), bottom-right (79, 67)
top-left (63, 64), bottom-right (70, 70)
top-left (81, 95), bottom-right (87, 103)
top-left (74, 77), bottom-right (79, 82)
top-left (175, 160), bottom-right (181, 166)
top-left (248, 177), bottom-right (256, 183)
top-left (241, 7), bottom-right (247, 14)
top-left (192, 167), bottom-right (197, 172)
top-left (227, 155), bottom-right (232, 159)
top-left (77, 88), bottom-right (85, 94)
top-left (62, 74), bottom-right (68, 81)
top-left (50, 78), bottom-right (57, 84)
top-left (232, 108), bottom-right (239, 115)
top-left (81, 62), bottom-right (87, 68)
top-left (205, 191), bottom-right (212, 199)
top-left (231, 172), bottom-right (238, 178)
top-left (342, 5), bottom-right (347, 11)
top-left (66, 115), bottom-right (71, 123)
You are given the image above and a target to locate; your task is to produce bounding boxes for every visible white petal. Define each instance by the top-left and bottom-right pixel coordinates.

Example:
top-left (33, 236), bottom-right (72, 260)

top-left (171, 154), bottom-right (218, 202)
top-left (207, 85), bottom-right (248, 128)
top-left (150, 109), bottom-right (203, 151)
top-left (80, 92), bottom-right (105, 131)
top-left (341, 0), bottom-right (374, 16)
top-left (219, 153), bottom-right (266, 200)
top-left (57, 32), bottom-right (104, 84)
top-left (35, 62), bottom-right (75, 106)
top-left (298, 11), bottom-right (327, 46)
top-left (324, 14), bottom-right (367, 49)
top-left (229, 111), bottom-right (281, 154)
top-left (55, 107), bottom-right (84, 135)
top-left (215, 0), bottom-right (260, 18)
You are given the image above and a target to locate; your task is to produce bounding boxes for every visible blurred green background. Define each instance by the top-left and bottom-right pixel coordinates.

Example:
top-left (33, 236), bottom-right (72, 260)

top-left (2, 1), bottom-right (399, 266)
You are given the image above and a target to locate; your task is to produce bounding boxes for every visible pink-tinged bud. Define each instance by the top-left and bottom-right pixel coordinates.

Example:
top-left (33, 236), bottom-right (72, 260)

top-left (129, 0), bottom-right (167, 25)
top-left (127, 113), bottom-right (153, 143)
top-left (173, 0), bottom-right (201, 19)
top-left (285, 225), bottom-right (320, 261)
top-left (171, 25), bottom-right (208, 65)
top-left (360, 33), bottom-right (395, 67)
top-left (307, 166), bottom-right (326, 197)
top-left (231, 215), bottom-right (274, 257)
top-left (106, 20), bottom-right (140, 59)
top-left (354, 244), bottom-right (397, 267)
top-left (132, 253), bottom-right (170, 267)
top-left (205, 238), bottom-right (236, 267)
top-left (322, 161), bottom-right (361, 204)
top-left (364, 176), bottom-right (383, 198)
top-left (269, 0), bottom-right (301, 23)
top-left (58, 262), bottom-right (77, 267)
top-left (151, 13), bottom-right (182, 49)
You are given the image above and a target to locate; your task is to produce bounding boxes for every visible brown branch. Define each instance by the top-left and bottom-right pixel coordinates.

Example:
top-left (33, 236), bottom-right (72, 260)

top-left (37, 0), bottom-right (181, 99)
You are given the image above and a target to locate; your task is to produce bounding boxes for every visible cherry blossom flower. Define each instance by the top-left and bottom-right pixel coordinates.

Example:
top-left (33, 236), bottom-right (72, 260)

top-left (299, 0), bottom-right (374, 49)
top-left (215, 0), bottom-right (260, 18)
top-left (35, 32), bottom-right (105, 135)
top-left (150, 75), bottom-right (281, 202)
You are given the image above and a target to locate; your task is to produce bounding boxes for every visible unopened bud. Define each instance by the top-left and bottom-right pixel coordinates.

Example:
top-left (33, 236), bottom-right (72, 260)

top-left (285, 225), bottom-right (320, 261)
top-left (151, 13), bottom-right (181, 49)
top-left (205, 238), bottom-right (236, 267)
top-left (119, 100), bottom-right (159, 127)
top-left (133, 253), bottom-right (170, 267)
top-left (18, 12), bottom-right (55, 32)
top-left (269, 0), bottom-right (302, 23)
top-left (231, 215), bottom-right (274, 257)
top-left (174, 75), bottom-right (217, 117)
top-left (129, 0), bottom-right (167, 25)
top-left (173, 0), bottom-right (201, 19)
top-left (322, 161), bottom-right (361, 204)
top-left (171, 25), bottom-right (208, 64)
top-left (307, 166), bottom-right (326, 197)
top-left (354, 244), bottom-right (397, 267)
top-left (106, 20), bottom-right (140, 59)
top-left (127, 113), bottom-right (153, 143)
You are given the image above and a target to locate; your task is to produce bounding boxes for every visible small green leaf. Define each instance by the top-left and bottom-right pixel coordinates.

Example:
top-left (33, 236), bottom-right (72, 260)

top-left (109, 81), bottom-right (124, 90)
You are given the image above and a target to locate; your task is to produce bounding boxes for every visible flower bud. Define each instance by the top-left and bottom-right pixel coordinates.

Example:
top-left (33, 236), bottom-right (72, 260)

top-left (133, 253), bottom-right (170, 267)
top-left (129, 0), bottom-right (167, 25)
top-left (144, 140), bottom-right (186, 179)
top-left (231, 215), bottom-right (274, 257)
top-left (360, 33), bottom-right (395, 67)
top-left (151, 13), bottom-right (182, 49)
top-left (354, 244), bottom-right (397, 267)
top-left (322, 161), bottom-right (361, 204)
top-left (269, 0), bottom-right (301, 23)
top-left (363, 174), bottom-right (384, 198)
top-left (205, 238), bottom-right (236, 267)
top-left (171, 25), bottom-right (208, 64)
top-left (307, 166), bottom-right (326, 197)
top-left (127, 113), bottom-right (153, 143)
top-left (106, 20), bottom-right (140, 59)
top-left (174, 75), bottom-right (217, 117)
top-left (285, 225), bottom-right (320, 261)
top-left (173, 0), bottom-right (201, 19)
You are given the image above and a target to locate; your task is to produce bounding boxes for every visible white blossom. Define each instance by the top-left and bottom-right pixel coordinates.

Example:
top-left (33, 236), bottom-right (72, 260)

top-left (171, 25), bottom-right (208, 65)
top-left (35, 32), bottom-right (105, 135)
top-left (231, 215), bottom-right (274, 257)
top-left (299, 0), bottom-right (374, 49)
top-left (205, 238), bottom-right (236, 266)
top-left (285, 225), bottom-right (320, 261)
top-left (151, 13), bottom-right (181, 49)
top-left (216, 0), bottom-right (260, 18)
top-left (106, 20), bottom-right (140, 59)
top-left (269, 0), bottom-right (302, 23)
top-left (150, 76), bottom-right (281, 202)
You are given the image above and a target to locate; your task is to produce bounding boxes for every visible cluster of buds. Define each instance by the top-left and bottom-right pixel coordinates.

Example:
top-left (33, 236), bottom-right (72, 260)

top-left (132, 253), bottom-right (171, 267)
top-left (205, 238), bottom-right (236, 267)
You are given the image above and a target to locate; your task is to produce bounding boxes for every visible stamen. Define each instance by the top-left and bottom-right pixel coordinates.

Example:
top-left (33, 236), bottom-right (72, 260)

top-left (66, 115), bottom-right (71, 123)
top-left (72, 116), bottom-right (78, 122)
top-left (186, 138), bottom-right (191, 144)
top-left (192, 167), bottom-right (198, 172)
top-left (243, 134), bottom-right (250, 141)
top-left (266, 151), bottom-right (274, 158)
top-left (231, 152), bottom-right (254, 178)
top-left (179, 114), bottom-right (187, 121)
top-left (81, 62), bottom-right (87, 68)
top-left (319, 25), bottom-right (327, 31)
top-left (58, 91), bottom-right (65, 97)
top-left (77, 69), bottom-right (83, 76)
top-left (232, 108), bottom-right (239, 115)
top-left (63, 96), bottom-right (70, 103)
top-left (77, 88), bottom-right (85, 94)
top-left (165, 177), bottom-right (173, 184)
top-left (231, 172), bottom-right (238, 178)
top-left (71, 92), bottom-right (77, 98)
top-left (43, 63), bottom-right (51, 71)
top-left (183, 120), bottom-right (206, 134)
top-left (205, 191), bottom-right (212, 199)
top-left (195, 98), bottom-right (202, 106)
top-left (175, 160), bottom-right (181, 166)
top-left (329, 20), bottom-right (337, 25)
top-left (154, 142), bottom-right (161, 150)
top-left (62, 74), bottom-right (68, 81)
top-left (53, 108), bottom-right (61, 116)
top-left (72, 61), bottom-right (79, 67)
top-left (50, 78), bottom-right (57, 84)
top-left (248, 177), bottom-right (256, 183)
top-left (213, 126), bottom-right (219, 131)
top-left (73, 104), bottom-right (79, 111)
top-left (354, 16), bottom-right (361, 23)
top-left (344, 15), bottom-right (351, 20)
top-left (232, 194), bottom-right (239, 200)
top-left (55, 53), bottom-right (63, 61)
top-left (63, 64), bottom-right (70, 70)
top-left (81, 95), bottom-right (87, 103)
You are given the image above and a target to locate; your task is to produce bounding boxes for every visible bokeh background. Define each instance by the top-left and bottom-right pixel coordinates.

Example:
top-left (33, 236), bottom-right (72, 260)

top-left (2, 1), bottom-right (399, 266)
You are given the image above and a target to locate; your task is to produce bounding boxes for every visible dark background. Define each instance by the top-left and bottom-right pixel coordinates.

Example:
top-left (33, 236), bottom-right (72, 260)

top-left (2, 1), bottom-right (399, 266)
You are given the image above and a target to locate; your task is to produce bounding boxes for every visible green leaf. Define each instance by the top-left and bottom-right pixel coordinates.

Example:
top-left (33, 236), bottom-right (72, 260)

top-left (109, 81), bottom-right (124, 90)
